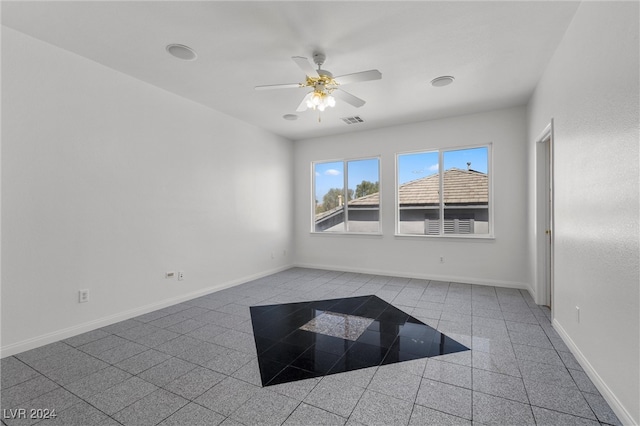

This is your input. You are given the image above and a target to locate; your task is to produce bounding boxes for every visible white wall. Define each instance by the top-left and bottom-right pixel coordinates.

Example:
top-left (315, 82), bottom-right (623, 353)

top-left (527, 2), bottom-right (639, 424)
top-left (294, 107), bottom-right (529, 289)
top-left (1, 27), bottom-right (294, 356)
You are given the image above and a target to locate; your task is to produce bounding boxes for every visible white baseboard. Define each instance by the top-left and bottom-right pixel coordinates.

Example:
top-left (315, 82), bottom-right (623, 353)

top-left (552, 319), bottom-right (636, 426)
top-left (293, 262), bottom-right (532, 291)
top-left (0, 264), bottom-right (291, 358)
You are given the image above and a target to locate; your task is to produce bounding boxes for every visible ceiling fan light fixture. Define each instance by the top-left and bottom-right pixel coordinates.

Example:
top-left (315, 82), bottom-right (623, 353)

top-left (430, 75), bottom-right (455, 87)
top-left (166, 44), bottom-right (197, 61)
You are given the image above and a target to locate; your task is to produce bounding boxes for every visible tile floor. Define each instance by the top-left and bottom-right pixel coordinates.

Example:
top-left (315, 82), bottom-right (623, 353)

top-left (1, 268), bottom-right (621, 425)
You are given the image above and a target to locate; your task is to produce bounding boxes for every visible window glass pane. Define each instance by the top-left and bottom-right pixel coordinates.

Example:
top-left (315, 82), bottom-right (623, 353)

top-left (347, 158), bottom-right (380, 233)
top-left (442, 147), bottom-right (489, 234)
top-left (314, 161), bottom-right (345, 232)
top-left (397, 151), bottom-right (440, 235)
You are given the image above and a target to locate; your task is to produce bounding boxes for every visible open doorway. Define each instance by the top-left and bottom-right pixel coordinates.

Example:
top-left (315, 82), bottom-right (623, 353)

top-left (536, 121), bottom-right (554, 313)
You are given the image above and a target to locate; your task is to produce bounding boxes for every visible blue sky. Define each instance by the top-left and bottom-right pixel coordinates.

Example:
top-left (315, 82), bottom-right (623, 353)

top-left (314, 147), bottom-right (487, 199)
top-left (398, 147), bottom-right (488, 184)
top-left (314, 158), bottom-right (379, 200)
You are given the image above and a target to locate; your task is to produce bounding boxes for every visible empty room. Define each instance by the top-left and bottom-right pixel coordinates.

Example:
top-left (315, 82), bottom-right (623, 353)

top-left (1, 1), bottom-right (638, 425)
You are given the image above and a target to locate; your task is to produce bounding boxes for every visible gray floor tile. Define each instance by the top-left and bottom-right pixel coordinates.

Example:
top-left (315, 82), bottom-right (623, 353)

top-left (304, 376), bottom-right (366, 418)
top-left (176, 341), bottom-right (227, 366)
top-left (36, 400), bottom-right (110, 426)
top-left (415, 378), bottom-right (472, 420)
top-left (114, 323), bottom-right (161, 340)
top-left (112, 389), bottom-right (188, 426)
top-left (349, 389), bottom-right (412, 426)
top-left (524, 379), bottom-right (596, 419)
top-left (409, 404), bottom-right (471, 426)
top-left (163, 366), bottom-right (225, 400)
top-left (14, 342), bottom-right (74, 364)
top-left (231, 358), bottom-right (262, 387)
top-left (532, 406), bottom-right (601, 426)
top-left (559, 350), bottom-right (584, 370)
top-left (569, 369), bottom-right (600, 394)
top-left (165, 319), bottom-right (208, 334)
top-left (582, 392), bottom-right (622, 425)
top-left (518, 359), bottom-right (576, 388)
top-left (472, 351), bottom-right (521, 377)
top-left (154, 335), bottom-right (203, 357)
top-left (423, 358), bottom-right (472, 389)
top-left (211, 329), bottom-right (256, 354)
top-left (85, 376), bottom-right (157, 415)
top-left (115, 349), bottom-right (171, 375)
top-left (203, 348), bottom-right (254, 375)
top-left (367, 366), bottom-right (422, 402)
top-left (433, 350), bottom-right (472, 367)
top-left (77, 335), bottom-right (129, 356)
top-left (0, 375), bottom-right (59, 407)
top-left (45, 357), bottom-right (109, 386)
top-left (230, 388), bottom-right (299, 426)
top-left (328, 365), bottom-right (378, 389)
top-left (1, 357), bottom-right (41, 389)
top-left (472, 369), bottom-right (529, 403)
top-left (100, 319), bottom-right (143, 335)
top-left (5, 388), bottom-right (81, 426)
top-left (472, 388), bottom-right (535, 425)
top-left (138, 357), bottom-right (197, 387)
top-left (64, 366), bottom-right (132, 399)
top-left (284, 402), bottom-right (346, 426)
top-left (195, 376), bottom-right (261, 416)
top-left (267, 377), bottom-right (321, 401)
top-left (93, 341), bottom-right (148, 364)
top-left (158, 402), bottom-right (225, 426)
top-left (0, 269), bottom-right (623, 426)
top-left (136, 329), bottom-right (180, 348)
top-left (62, 330), bottom-right (112, 348)
top-left (512, 343), bottom-right (564, 366)
top-left (508, 329), bottom-right (553, 349)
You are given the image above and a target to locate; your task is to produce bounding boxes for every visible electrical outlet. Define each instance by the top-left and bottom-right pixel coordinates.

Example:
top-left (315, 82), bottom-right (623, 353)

top-left (165, 271), bottom-right (175, 279)
top-left (440, 256), bottom-right (445, 263)
top-left (178, 271), bottom-right (184, 281)
top-left (78, 289), bottom-right (90, 303)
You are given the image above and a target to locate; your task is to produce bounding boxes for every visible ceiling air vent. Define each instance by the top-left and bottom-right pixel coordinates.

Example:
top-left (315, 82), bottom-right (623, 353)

top-left (341, 116), bottom-right (364, 125)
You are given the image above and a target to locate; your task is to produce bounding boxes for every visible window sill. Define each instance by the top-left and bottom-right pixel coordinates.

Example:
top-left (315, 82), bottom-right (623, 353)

top-left (394, 233), bottom-right (495, 241)
top-left (310, 232), bottom-right (383, 238)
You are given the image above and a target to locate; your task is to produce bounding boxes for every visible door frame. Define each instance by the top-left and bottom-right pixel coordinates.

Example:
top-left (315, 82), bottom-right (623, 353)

top-left (535, 120), bottom-right (555, 315)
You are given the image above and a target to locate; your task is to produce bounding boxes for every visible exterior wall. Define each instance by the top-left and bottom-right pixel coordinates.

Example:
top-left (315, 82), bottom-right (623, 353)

top-left (1, 27), bottom-right (294, 355)
top-left (294, 106), bottom-right (529, 289)
top-left (526, 2), bottom-right (639, 423)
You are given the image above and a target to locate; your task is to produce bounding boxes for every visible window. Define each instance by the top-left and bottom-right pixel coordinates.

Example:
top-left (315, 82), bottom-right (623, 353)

top-left (396, 145), bottom-right (490, 236)
top-left (313, 157), bottom-right (380, 233)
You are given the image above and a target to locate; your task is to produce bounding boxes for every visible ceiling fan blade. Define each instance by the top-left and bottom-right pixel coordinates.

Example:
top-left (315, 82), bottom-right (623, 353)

top-left (296, 92), bottom-right (312, 112)
top-left (334, 69), bottom-right (382, 85)
top-left (333, 89), bottom-right (366, 108)
top-left (255, 83), bottom-right (301, 91)
top-left (292, 56), bottom-right (319, 78)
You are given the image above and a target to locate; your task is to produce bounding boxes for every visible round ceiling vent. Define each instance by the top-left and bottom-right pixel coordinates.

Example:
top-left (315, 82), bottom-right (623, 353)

top-left (166, 44), bottom-right (197, 61)
top-left (430, 76), bottom-right (455, 87)
top-left (283, 114), bottom-right (298, 121)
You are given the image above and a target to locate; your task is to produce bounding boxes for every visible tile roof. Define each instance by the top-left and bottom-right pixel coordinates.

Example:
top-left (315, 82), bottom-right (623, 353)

top-left (349, 168), bottom-right (488, 206)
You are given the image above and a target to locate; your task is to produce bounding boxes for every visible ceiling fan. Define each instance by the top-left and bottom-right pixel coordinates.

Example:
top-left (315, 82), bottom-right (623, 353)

top-left (255, 52), bottom-right (382, 113)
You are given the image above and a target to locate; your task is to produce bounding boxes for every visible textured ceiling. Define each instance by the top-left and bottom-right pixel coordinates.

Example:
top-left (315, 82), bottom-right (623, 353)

top-left (1, 1), bottom-right (580, 141)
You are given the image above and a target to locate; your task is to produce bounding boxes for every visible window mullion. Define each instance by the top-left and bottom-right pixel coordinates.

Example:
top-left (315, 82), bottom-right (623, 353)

top-left (344, 160), bottom-right (349, 232)
top-left (439, 150), bottom-right (444, 235)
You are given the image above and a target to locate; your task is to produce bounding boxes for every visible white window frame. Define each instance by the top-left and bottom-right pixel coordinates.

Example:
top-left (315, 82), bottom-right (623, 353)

top-left (311, 156), bottom-right (382, 235)
top-left (395, 143), bottom-right (494, 239)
